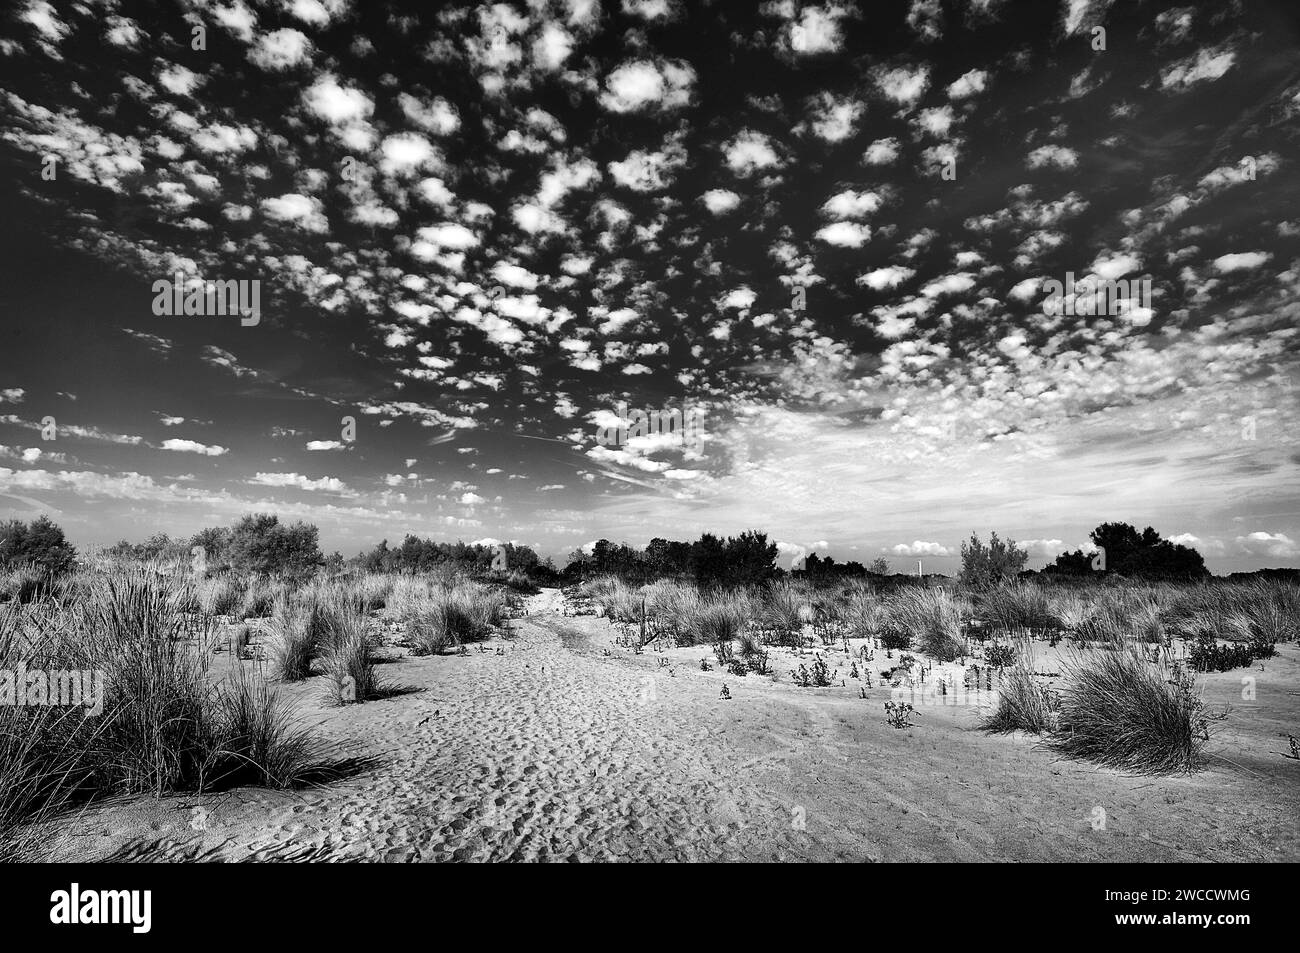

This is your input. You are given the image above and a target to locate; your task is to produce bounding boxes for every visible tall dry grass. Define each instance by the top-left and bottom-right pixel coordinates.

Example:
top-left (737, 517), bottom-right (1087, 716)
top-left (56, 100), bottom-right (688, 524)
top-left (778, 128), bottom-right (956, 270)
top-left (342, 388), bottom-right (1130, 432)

top-left (880, 587), bottom-right (968, 661)
top-left (0, 569), bottom-right (321, 857)
top-left (1052, 645), bottom-right (1207, 773)
top-left (403, 577), bottom-right (508, 655)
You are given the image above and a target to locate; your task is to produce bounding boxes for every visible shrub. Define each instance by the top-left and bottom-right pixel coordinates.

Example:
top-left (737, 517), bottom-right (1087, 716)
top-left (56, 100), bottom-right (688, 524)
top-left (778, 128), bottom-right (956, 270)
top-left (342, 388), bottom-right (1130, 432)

top-left (0, 564), bottom-right (52, 604)
top-left (880, 629), bottom-right (911, 651)
top-left (0, 516), bottom-right (76, 575)
top-left (980, 582), bottom-right (1057, 635)
top-left (406, 580), bottom-right (506, 655)
top-left (1187, 635), bottom-right (1270, 673)
top-left (198, 575), bottom-right (243, 617)
top-left (1050, 592), bottom-right (1094, 634)
top-left (983, 661), bottom-right (1057, 734)
top-left (225, 514), bottom-right (322, 580)
top-left (1073, 588), bottom-right (1164, 644)
top-left (958, 531), bottom-right (1027, 589)
top-left (841, 581), bottom-right (883, 640)
top-left (1052, 647), bottom-right (1207, 773)
top-left (762, 579), bottom-right (811, 646)
top-left (321, 608), bottom-right (379, 706)
top-left (238, 576), bottom-right (278, 619)
top-left (267, 600), bottom-right (318, 681)
top-left (689, 592), bottom-right (750, 646)
top-left (645, 580), bottom-right (702, 644)
top-left (0, 570), bottom-right (322, 854)
top-left (881, 588), bottom-right (966, 661)
top-left (985, 642), bottom-right (1017, 668)
top-left (210, 664), bottom-right (320, 787)
top-left (355, 573), bottom-right (392, 612)
top-left (738, 631), bottom-right (771, 674)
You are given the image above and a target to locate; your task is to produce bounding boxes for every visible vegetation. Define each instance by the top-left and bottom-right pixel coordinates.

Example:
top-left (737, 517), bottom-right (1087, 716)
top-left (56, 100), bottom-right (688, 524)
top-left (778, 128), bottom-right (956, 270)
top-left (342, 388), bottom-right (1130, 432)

top-left (0, 568), bottom-right (325, 858)
top-left (0, 516), bottom-right (76, 575)
top-left (959, 532), bottom-right (1028, 589)
top-left (1051, 647), bottom-right (1208, 773)
top-left (1048, 522), bottom-right (1207, 581)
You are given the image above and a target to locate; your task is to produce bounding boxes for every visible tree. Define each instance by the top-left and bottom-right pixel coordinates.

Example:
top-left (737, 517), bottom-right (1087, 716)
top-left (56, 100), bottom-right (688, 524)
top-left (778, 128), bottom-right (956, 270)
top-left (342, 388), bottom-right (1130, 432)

top-left (959, 531), bottom-right (1028, 589)
top-left (689, 533), bottom-right (728, 589)
top-left (226, 514), bottom-right (322, 579)
top-left (0, 515), bottom-right (76, 574)
top-left (869, 557), bottom-right (890, 576)
top-left (722, 530), bottom-right (778, 587)
top-left (1048, 523), bottom-right (1207, 580)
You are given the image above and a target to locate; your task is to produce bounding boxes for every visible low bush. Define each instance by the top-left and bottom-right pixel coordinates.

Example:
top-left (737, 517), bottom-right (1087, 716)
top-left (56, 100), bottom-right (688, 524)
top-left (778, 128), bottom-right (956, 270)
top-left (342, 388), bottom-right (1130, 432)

top-left (1052, 647), bottom-right (1207, 773)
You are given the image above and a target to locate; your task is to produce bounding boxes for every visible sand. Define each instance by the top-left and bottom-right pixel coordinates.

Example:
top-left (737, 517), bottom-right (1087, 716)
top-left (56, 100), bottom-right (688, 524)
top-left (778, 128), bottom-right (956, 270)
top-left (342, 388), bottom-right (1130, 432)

top-left (46, 588), bottom-right (1300, 862)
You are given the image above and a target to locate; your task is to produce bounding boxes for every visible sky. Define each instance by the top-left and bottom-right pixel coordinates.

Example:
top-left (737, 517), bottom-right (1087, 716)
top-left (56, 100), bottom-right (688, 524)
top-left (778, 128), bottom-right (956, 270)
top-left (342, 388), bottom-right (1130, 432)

top-left (0, 0), bottom-right (1298, 574)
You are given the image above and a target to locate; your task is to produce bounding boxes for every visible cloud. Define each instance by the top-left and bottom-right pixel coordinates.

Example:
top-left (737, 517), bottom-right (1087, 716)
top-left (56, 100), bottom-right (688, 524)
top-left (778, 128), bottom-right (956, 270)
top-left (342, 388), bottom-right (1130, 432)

top-left (1212, 251), bottom-right (1271, 273)
top-left (260, 193), bottom-right (329, 232)
top-left (862, 137), bottom-right (901, 165)
top-left (822, 189), bottom-right (882, 219)
top-left (1235, 532), bottom-right (1298, 558)
top-left (702, 189), bottom-right (741, 214)
top-left (249, 471), bottom-right (350, 493)
top-left (380, 133), bottom-right (440, 176)
top-left (891, 540), bottom-right (951, 557)
top-left (1026, 145), bottom-right (1079, 169)
top-left (859, 266), bottom-right (914, 290)
top-left (248, 28), bottom-right (313, 71)
top-left (873, 64), bottom-right (930, 109)
top-left (815, 222), bottom-right (871, 247)
top-left (397, 94), bottom-right (460, 135)
top-left (787, 3), bottom-right (852, 56)
top-left (947, 68), bottom-right (988, 99)
top-left (724, 130), bottom-right (782, 176)
top-left (302, 73), bottom-right (374, 124)
top-left (161, 438), bottom-right (227, 456)
top-left (599, 59), bottom-right (696, 113)
top-left (1161, 44), bottom-right (1236, 90)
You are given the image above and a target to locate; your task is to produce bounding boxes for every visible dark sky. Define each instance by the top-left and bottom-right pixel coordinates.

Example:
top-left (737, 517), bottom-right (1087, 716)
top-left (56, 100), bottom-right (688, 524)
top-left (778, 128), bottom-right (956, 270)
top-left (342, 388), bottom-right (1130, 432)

top-left (1, 0), bottom-right (1298, 572)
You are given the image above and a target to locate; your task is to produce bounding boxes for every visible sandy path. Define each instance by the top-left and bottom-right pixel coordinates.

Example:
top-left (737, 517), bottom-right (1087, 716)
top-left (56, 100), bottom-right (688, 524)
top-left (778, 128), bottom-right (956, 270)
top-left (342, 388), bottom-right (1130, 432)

top-left (65, 591), bottom-right (816, 861)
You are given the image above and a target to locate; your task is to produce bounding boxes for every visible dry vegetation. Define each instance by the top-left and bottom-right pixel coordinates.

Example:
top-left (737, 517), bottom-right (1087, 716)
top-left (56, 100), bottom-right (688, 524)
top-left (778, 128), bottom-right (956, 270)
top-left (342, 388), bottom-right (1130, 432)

top-left (1, 549), bottom-right (1296, 861)
top-left (570, 571), bottom-right (1300, 776)
top-left (0, 555), bottom-right (518, 860)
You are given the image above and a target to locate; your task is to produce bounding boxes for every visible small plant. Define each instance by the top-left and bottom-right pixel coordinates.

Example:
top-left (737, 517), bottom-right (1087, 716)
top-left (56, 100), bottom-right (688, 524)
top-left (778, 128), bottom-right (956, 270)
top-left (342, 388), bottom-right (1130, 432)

top-left (1188, 635), bottom-right (1270, 672)
top-left (884, 701), bottom-right (918, 729)
top-left (809, 654), bottom-right (831, 687)
top-left (985, 642), bottom-right (1018, 668)
top-left (880, 630), bottom-right (910, 651)
top-left (719, 684), bottom-right (731, 700)
top-left (713, 639), bottom-right (734, 666)
top-left (726, 658), bottom-right (748, 677)
top-left (700, 657), bottom-right (712, 672)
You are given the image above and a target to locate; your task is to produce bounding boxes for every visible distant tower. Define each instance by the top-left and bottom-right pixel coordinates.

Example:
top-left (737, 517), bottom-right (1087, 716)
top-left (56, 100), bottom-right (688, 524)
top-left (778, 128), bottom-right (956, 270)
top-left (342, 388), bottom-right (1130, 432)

top-left (918, 559), bottom-right (923, 579)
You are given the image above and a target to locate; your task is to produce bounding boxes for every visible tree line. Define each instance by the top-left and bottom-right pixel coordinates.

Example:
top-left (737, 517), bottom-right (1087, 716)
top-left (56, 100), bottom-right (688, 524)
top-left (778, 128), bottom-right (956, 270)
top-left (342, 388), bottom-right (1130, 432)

top-left (0, 513), bottom-right (1239, 587)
